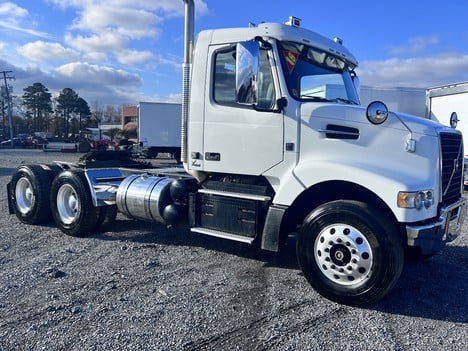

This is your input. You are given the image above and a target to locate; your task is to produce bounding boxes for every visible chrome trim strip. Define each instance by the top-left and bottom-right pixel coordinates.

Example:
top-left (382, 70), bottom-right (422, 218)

top-left (198, 188), bottom-right (271, 201)
top-left (191, 227), bottom-right (255, 244)
top-left (318, 129), bottom-right (360, 137)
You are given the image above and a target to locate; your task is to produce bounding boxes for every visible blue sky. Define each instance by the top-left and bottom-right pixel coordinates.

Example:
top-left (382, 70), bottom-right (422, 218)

top-left (1, 0), bottom-right (468, 106)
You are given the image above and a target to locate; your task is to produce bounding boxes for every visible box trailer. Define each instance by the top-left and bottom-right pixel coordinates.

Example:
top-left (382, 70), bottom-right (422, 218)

top-left (426, 82), bottom-right (468, 147)
top-left (426, 82), bottom-right (468, 187)
top-left (137, 102), bottom-right (181, 161)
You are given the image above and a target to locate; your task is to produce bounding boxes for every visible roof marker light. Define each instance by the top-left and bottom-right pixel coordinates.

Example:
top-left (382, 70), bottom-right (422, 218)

top-left (334, 37), bottom-right (343, 45)
top-left (285, 16), bottom-right (301, 27)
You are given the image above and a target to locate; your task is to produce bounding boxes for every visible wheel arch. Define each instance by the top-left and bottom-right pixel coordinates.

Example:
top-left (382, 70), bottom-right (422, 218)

top-left (282, 180), bottom-right (403, 240)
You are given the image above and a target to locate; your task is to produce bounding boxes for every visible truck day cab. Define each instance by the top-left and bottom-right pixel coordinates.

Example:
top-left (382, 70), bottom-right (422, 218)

top-left (7, 0), bottom-right (466, 306)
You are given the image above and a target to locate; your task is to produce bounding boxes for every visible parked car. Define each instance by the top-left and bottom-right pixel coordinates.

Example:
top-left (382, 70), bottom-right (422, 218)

top-left (0, 137), bottom-right (27, 147)
top-left (25, 136), bottom-right (49, 149)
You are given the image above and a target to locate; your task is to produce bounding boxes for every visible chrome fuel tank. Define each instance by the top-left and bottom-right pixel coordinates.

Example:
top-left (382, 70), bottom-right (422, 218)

top-left (116, 175), bottom-right (173, 223)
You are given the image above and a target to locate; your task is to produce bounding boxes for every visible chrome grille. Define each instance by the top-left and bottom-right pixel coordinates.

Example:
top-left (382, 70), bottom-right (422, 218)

top-left (440, 132), bottom-right (463, 204)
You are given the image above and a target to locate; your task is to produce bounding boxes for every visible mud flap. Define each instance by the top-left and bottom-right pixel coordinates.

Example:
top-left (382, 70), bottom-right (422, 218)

top-left (6, 181), bottom-right (14, 214)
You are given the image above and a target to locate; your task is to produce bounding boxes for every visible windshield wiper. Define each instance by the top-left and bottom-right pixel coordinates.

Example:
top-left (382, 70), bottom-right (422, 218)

top-left (300, 94), bottom-right (331, 102)
top-left (334, 97), bottom-right (358, 105)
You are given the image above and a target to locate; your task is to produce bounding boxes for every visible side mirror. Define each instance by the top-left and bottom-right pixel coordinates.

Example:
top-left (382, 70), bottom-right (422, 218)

top-left (366, 101), bottom-right (388, 125)
top-left (236, 41), bottom-right (259, 105)
top-left (450, 112), bottom-right (459, 129)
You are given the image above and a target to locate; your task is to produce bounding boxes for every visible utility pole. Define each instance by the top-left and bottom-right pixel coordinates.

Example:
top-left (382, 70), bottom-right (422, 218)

top-left (1, 70), bottom-right (15, 146)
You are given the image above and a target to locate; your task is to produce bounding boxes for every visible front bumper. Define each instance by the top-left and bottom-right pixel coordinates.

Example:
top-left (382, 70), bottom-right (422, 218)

top-left (406, 197), bottom-right (467, 255)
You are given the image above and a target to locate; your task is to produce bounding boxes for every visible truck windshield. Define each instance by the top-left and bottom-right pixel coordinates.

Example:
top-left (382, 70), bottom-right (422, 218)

top-left (278, 41), bottom-right (359, 104)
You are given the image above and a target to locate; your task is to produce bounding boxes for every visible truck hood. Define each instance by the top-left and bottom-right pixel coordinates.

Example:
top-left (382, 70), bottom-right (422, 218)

top-left (300, 102), bottom-right (454, 137)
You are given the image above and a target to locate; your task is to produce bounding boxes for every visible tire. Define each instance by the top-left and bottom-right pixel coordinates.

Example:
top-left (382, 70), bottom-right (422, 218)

top-left (146, 148), bottom-right (158, 159)
top-left (9, 164), bottom-right (56, 224)
top-left (96, 205), bottom-right (118, 232)
top-left (78, 141), bottom-right (91, 153)
top-left (174, 150), bottom-right (181, 163)
top-left (50, 170), bottom-right (100, 237)
top-left (297, 200), bottom-right (404, 306)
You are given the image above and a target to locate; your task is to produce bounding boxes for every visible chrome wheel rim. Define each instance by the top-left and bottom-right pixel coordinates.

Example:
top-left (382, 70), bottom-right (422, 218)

top-left (57, 184), bottom-right (80, 225)
top-left (314, 224), bottom-right (373, 287)
top-left (15, 177), bottom-right (35, 214)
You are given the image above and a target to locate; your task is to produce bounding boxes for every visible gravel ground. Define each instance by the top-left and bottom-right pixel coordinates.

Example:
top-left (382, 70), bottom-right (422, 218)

top-left (0, 148), bottom-right (467, 351)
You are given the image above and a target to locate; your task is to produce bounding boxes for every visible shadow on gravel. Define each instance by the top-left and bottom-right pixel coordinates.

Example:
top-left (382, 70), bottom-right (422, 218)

top-left (97, 218), bottom-right (300, 271)
top-left (0, 167), bottom-right (17, 177)
top-left (373, 245), bottom-right (468, 324)
top-left (95, 218), bottom-right (467, 323)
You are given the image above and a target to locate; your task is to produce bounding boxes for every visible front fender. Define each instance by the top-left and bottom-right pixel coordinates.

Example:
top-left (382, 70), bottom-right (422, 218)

top-left (273, 159), bottom-right (438, 224)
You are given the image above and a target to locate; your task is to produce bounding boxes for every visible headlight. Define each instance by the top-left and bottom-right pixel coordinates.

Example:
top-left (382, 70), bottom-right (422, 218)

top-left (398, 190), bottom-right (434, 209)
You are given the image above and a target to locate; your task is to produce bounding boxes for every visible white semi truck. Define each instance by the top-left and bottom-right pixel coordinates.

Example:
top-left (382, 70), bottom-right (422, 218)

top-left (137, 102), bottom-right (181, 161)
top-left (7, 0), bottom-right (466, 306)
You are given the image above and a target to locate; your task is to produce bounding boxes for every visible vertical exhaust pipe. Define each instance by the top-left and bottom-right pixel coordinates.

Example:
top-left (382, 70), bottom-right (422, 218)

top-left (181, 0), bottom-right (194, 166)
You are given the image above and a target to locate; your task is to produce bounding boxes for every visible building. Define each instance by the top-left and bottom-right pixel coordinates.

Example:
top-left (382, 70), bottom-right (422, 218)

top-left (121, 105), bottom-right (138, 129)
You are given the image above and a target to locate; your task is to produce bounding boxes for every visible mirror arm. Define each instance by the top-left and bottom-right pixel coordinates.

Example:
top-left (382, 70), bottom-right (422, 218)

top-left (252, 97), bottom-right (288, 113)
top-left (254, 36), bottom-right (272, 49)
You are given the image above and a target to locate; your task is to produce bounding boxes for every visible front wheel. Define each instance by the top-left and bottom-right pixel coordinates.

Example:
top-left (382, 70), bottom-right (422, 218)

top-left (51, 170), bottom-right (100, 237)
top-left (297, 200), bottom-right (404, 306)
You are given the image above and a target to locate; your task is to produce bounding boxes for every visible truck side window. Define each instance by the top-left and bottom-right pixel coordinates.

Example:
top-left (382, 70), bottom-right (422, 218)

top-left (214, 47), bottom-right (237, 105)
top-left (257, 50), bottom-right (275, 109)
top-left (213, 46), bottom-right (274, 108)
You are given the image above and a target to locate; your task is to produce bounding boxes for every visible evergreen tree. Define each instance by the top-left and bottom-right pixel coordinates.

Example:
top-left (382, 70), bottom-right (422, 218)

top-left (75, 97), bottom-right (92, 130)
top-left (56, 88), bottom-right (79, 138)
top-left (22, 83), bottom-right (52, 133)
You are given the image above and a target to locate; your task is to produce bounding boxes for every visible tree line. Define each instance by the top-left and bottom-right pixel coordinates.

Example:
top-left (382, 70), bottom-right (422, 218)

top-left (2, 82), bottom-right (122, 140)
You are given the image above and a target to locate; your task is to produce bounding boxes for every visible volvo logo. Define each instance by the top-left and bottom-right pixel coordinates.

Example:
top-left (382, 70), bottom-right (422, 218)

top-left (454, 158), bottom-right (460, 172)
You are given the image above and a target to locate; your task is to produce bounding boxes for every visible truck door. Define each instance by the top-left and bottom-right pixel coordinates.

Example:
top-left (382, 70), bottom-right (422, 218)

top-left (202, 44), bottom-right (284, 175)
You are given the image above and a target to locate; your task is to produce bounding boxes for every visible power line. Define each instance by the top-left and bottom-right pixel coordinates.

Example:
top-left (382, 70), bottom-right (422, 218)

top-left (1, 70), bottom-right (15, 145)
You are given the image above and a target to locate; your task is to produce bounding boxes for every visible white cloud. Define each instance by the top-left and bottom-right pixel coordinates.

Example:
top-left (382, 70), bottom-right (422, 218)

top-left (0, 2), bottom-right (51, 39)
top-left (83, 51), bottom-right (108, 62)
top-left (54, 62), bottom-right (143, 86)
top-left (58, 0), bottom-right (209, 55)
top-left (0, 2), bottom-right (28, 18)
top-left (116, 49), bottom-right (154, 65)
top-left (47, 0), bottom-right (208, 16)
top-left (387, 35), bottom-right (440, 55)
top-left (18, 41), bottom-right (79, 61)
top-left (65, 32), bottom-right (126, 52)
top-left (358, 54), bottom-right (468, 88)
top-left (4, 0), bottom-right (208, 105)
top-left (71, 5), bottom-right (159, 39)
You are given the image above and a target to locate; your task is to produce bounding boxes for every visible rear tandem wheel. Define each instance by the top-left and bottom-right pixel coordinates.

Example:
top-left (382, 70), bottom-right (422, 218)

top-left (9, 164), bottom-right (61, 224)
top-left (50, 170), bottom-right (101, 237)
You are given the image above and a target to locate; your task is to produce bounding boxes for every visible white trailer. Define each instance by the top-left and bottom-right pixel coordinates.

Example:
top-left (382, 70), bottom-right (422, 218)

top-left (426, 82), bottom-right (468, 150)
top-left (426, 82), bottom-right (468, 187)
top-left (138, 102), bottom-right (181, 160)
top-left (360, 86), bottom-right (426, 117)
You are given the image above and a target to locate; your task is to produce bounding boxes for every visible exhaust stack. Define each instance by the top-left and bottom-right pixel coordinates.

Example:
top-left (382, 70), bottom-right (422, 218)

top-left (181, 0), bottom-right (194, 166)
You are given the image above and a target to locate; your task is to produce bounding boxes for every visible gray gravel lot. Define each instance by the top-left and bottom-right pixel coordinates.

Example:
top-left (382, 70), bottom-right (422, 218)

top-left (0, 148), bottom-right (467, 350)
